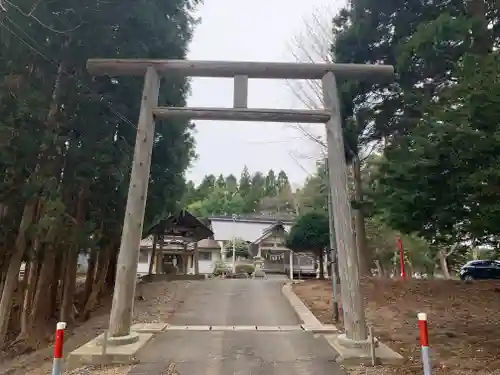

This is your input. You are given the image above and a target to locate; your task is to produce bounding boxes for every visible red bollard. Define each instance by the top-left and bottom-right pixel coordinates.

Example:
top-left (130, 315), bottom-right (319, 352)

top-left (418, 313), bottom-right (431, 375)
top-left (52, 322), bottom-right (66, 375)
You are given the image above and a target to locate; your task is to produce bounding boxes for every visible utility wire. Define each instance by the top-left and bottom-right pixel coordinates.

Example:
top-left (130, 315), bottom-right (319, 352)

top-left (0, 15), bottom-right (138, 135)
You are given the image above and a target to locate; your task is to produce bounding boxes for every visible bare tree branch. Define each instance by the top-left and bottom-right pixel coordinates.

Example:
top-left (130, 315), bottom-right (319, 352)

top-left (286, 6), bottom-right (383, 167)
top-left (285, 6), bottom-right (335, 155)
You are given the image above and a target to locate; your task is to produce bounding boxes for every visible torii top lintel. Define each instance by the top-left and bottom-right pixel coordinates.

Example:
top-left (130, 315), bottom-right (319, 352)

top-left (87, 59), bottom-right (394, 80)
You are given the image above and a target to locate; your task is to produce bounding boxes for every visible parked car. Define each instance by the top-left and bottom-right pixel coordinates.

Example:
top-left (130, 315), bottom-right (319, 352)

top-left (459, 260), bottom-right (500, 280)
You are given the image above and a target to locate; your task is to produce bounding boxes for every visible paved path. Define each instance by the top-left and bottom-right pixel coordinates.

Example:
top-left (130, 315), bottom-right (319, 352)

top-left (130, 278), bottom-right (344, 375)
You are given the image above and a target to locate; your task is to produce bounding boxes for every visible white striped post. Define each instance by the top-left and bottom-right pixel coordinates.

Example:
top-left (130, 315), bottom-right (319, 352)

top-left (52, 322), bottom-right (67, 375)
top-left (418, 313), bottom-right (431, 375)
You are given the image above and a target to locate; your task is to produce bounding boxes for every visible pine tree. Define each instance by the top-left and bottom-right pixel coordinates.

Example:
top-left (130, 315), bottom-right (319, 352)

top-left (264, 170), bottom-right (277, 196)
top-left (239, 166), bottom-right (252, 196)
top-left (0, 0), bottom-right (199, 346)
top-left (276, 170), bottom-right (291, 193)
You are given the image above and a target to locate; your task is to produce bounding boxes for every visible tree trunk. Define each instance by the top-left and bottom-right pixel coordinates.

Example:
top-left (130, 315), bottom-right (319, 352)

top-left (50, 251), bottom-right (64, 317)
top-left (148, 234), bottom-right (157, 275)
top-left (60, 250), bottom-right (78, 324)
top-left (0, 47), bottom-right (69, 346)
top-left (407, 258), bottom-right (414, 278)
top-left (16, 47), bottom-right (69, 342)
top-left (0, 199), bottom-right (36, 347)
top-left (318, 250), bottom-right (325, 279)
top-left (58, 249), bottom-right (68, 304)
top-left (81, 245), bottom-right (112, 320)
top-left (18, 255), bottom-right (40, 340)
top-left (60, 186), bottom-right (88, 324)
top-left (0, 203), bottom-right (7, 221)
top-left (352, 155), bottom-right (370, 276)
top-left (374, 259), bottom-right (385, 277)
top-left (438, 250), bottom-right (451, 279)
top-left (0, 251), bottom-right (11, 295)
top-left (105, 246), bottom-right (118, 290)
top-left (29, 244), bottom-right (57, 339)
top-left (82, 248), bottom-right (97, 307)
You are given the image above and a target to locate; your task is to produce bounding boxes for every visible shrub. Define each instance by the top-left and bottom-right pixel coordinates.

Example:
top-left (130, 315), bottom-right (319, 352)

top-left (213, 261), bottom-right (230, 276)
top-left (235, 264), bottom-right (255, 275)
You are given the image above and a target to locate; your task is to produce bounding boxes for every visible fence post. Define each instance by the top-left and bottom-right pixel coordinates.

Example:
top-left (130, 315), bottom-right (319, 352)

top-left (52, 321), bottom-right (67, 375)
top-left (418, 313), bottom-right (431, 375)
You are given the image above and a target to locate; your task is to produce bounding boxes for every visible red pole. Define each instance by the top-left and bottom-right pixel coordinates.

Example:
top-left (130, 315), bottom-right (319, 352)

top-left (418, 313), bottom-right (432, 375)
top-left (52, 322), bottom-right (66, 375)
top-left (397, 237), bottom-right (407, 279)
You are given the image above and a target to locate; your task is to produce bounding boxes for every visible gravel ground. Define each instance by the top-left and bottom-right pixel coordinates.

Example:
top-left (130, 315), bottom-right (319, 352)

top-left (293, 279), bottom-right (500, 375)
top-left (63, 365), bottom-right (132, 375)
top-left (2, 280), bottom-right (191, 375)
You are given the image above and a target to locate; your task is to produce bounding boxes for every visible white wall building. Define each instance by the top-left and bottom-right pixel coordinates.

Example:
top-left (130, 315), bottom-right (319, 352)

top-left (208, 215), bottom-right (317, 275)
top-left (193, 238), bottom-right (222, 274)
top-left (138, 215), bottom-right (297, 275)
top-left (59, 215), bottom-right (318, 278)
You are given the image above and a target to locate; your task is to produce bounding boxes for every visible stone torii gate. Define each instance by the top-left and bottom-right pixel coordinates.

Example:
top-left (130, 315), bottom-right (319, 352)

top-left (86, 59), bottom-right (393, 351)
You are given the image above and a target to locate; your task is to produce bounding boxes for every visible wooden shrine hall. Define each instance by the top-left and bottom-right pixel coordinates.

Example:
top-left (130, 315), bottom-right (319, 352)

top-left (144, 210), bottom-right (213, 276)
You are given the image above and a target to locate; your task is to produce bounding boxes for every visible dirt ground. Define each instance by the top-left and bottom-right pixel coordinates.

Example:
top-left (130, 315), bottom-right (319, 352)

top-left (0, 280), bottom-right (191, 375)
top-left (293, 278), bottom-right (500, 375)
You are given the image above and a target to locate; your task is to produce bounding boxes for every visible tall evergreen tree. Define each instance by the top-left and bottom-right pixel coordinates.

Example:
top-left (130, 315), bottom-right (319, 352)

top-left (276, 170), bottom-right (291, 194)
top-left (216, 174), bottom-right (226, 189)
top-left (0, 0), bottom-right (199, 346)
top-left (239, 166), bottom-right (252, 197)
top-left (225, 174), bottom-right (238, 194)
top-left (264, 169), bottom-right (277, 197)
top-left (196, 174), bottom-right (216, 198)
top-left (250, 172), bottom-right (265, 195)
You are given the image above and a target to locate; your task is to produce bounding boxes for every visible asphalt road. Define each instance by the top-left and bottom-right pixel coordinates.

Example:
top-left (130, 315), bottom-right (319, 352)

top-left (130, 278), bottom-right (344, 375)
top-left (169, 277), bottom-right (299, 326)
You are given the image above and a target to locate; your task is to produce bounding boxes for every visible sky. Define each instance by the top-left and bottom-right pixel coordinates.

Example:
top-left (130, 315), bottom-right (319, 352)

top-left (185, 0), bottom-right (345, 189)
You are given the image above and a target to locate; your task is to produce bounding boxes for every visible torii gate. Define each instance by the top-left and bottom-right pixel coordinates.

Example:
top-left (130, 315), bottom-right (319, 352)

top-left (86, 58), bottom-right (393, 349)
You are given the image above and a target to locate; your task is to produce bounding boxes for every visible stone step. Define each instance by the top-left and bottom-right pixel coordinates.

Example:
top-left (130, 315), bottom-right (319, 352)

top-left (163, 324), bottom-right (305, 331)
top-left (131, 323), bottom-right (339, 333)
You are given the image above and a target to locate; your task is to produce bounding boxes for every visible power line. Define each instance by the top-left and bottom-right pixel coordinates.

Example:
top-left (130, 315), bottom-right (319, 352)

top-left (0, 15), bottom-right (138, 133)
top-left (243, 135), bottom-right (312, 145)
top-left (4, 0), bottom-right (84, 34)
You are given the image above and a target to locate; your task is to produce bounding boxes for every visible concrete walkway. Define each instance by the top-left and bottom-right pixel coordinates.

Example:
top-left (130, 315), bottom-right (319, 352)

top-left (130, 278), bottom-right (344, 375)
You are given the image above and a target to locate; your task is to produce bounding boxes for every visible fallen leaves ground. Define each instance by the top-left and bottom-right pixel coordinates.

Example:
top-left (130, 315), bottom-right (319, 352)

top-left (64, 365), bottom-right (132, 375)
top-left (293, 278), bottom-right (500, 375)
top-left (0, 280), bottom-right (191, 375)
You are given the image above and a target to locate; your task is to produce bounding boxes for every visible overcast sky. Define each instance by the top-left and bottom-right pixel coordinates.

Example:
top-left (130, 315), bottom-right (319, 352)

top-left (185, 0), bottom-right (345, 189)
